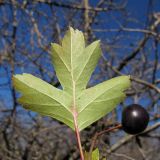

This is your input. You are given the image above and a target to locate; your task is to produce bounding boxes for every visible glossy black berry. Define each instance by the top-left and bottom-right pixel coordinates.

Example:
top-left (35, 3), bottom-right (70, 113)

top-left (121, 104), bottom-right (149, 135)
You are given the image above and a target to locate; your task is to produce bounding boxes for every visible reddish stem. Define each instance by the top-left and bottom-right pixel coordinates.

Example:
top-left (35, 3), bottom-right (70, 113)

top-left (74, 114), bottom-right (84, 160)
top-left (89, 124), bottom-right (122, 158)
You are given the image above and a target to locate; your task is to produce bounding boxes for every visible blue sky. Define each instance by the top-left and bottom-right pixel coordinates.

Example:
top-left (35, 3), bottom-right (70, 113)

top-left (0, 0), bottom-right (160, 121)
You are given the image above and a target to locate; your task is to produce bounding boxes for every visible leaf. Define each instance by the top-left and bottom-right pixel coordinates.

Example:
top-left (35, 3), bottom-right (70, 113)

top-left (84, 148), bottom-right (100, 160)
top-left (13, 74), bottom-right (74, 129)
top-left (51, 28), bottom-right (101, 95)
top-left (92, 148), bottom-right (99, 160)
top-left (13, 27), bottom-right (131, 131)
top-left (77, 76), bottom-right (130, 130)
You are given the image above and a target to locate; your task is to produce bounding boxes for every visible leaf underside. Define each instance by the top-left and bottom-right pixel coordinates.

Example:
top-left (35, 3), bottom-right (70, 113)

top-left (13, 27), bottom-right (131, 131)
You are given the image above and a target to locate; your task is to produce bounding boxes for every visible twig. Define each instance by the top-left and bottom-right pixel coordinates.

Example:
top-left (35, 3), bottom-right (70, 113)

top-left (130, 76), bottom-right (160, 93)
top-left (36, 0), bottom-right (110, 12)
top-left (93, 28), bottom-right (157, 37)
top-left (84, 0), bottom-right (89, 40)
top-left (89, 124), bottom-right (122, 158)
top-left (116, 36), bottom-right (148, 71)
top-left (110, 152), bottom-right (136, 160)
top-left (107, 122), bottom-right (160, 154)
top-left (102, 55), bottom-right (160, 94)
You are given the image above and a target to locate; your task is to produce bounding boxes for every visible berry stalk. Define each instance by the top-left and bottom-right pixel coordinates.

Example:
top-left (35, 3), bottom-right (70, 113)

top-left (89, 124), bottom-right (122, 158)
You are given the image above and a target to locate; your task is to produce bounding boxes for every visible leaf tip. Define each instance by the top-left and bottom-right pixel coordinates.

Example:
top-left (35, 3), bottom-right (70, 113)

top-left (12, 74), bottom-right (21, 85)
top-left (68, 26), bottom-right (74, 31)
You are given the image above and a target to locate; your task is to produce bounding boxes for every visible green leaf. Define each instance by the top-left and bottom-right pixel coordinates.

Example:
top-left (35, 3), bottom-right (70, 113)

top-left (77, 76), bottom-right (130, 130)
top-left (84, 148), bottom-right (100, 160)
top-left (92, 148), bottom-right (99, 160)
top-left (51, 27), bottom-right (101, 95)
top-left (13, 27), bottom-right (131, 131)
top-left (13, 74), bottom-right (74, 129)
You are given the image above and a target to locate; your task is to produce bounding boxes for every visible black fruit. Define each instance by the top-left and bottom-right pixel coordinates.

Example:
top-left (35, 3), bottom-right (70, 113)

top-left (121, 104), bottom-right (149, 135)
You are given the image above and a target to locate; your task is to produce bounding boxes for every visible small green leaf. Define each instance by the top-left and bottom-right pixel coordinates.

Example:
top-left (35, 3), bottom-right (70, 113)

top-left (84, 148), bottom-right (100, 160)
top-left (92, 148), bottom-right (99, 160)
top-left (13, 27), bottom-right (131, 131)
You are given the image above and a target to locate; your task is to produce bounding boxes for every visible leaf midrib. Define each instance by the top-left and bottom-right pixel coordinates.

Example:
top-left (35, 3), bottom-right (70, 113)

top-left (70, 31), bottom-right (76, 113)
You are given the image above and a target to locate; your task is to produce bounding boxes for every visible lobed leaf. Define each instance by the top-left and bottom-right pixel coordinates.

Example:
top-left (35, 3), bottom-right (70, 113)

top-left (13, 27), bottom-right (131, 131)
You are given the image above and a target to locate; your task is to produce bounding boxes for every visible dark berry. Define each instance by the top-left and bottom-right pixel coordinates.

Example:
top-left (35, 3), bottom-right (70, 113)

top-left (121, 104), bottom-right (149, 135)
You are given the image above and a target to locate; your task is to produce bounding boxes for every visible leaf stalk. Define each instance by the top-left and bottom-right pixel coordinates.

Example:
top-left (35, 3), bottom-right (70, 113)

top-left (74, 114), bottom-right (84, 160)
